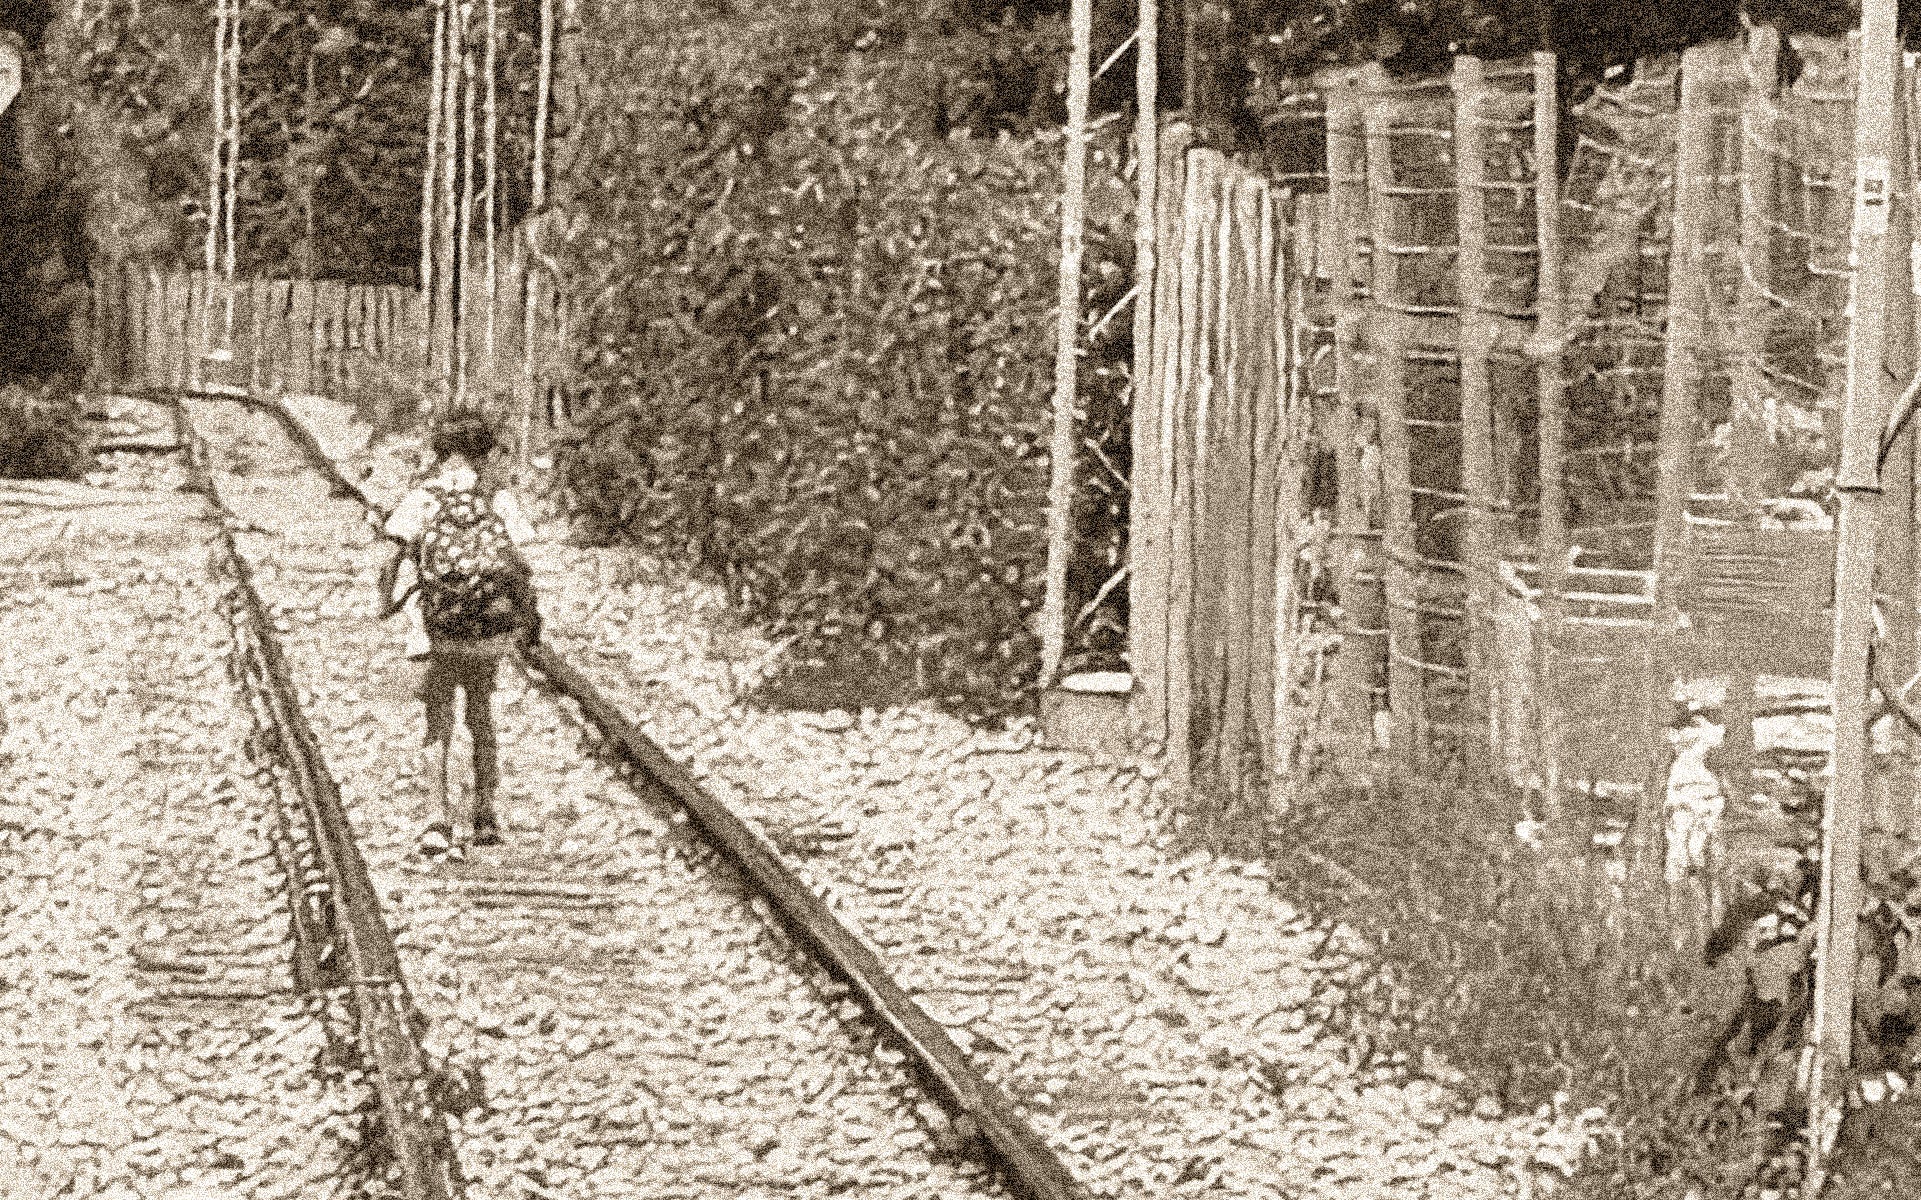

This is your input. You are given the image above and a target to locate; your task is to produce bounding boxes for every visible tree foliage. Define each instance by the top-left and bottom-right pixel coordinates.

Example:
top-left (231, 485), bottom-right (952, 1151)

top-left (550, 0), bottom-right (1134, 714)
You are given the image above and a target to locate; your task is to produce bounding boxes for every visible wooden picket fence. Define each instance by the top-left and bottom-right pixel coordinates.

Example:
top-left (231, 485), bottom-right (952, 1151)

top-left (87, 263), bottom-right (574, 419)
top-left (1128, 125), bottom-right (1327, 807)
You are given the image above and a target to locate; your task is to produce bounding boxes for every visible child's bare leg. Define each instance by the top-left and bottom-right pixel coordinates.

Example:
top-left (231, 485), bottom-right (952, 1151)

top-left (464, 662), bottom-right (503, 843)
top-left (416, 660), bottom-right (461, 854)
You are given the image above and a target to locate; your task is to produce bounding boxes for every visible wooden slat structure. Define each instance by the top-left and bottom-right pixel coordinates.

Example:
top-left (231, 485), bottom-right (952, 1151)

top-left (1128, 136), bottom-right (1320, 807)
top-left (88, 267), bottom-right (573, 420)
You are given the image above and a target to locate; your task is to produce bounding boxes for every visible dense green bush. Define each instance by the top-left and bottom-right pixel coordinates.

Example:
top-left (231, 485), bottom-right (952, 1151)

top-left (551, 0), bottom-right (1132, 714)
top-left (0, 383), bottom-right (90, 478)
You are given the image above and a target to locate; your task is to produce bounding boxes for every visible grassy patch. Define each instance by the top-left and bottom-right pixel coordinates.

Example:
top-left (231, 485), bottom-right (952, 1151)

top-left (1226, 766), bottom-right (1812, 1199)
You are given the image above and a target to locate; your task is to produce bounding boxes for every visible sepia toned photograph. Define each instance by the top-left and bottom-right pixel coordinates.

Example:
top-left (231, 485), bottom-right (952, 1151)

top-left (1, 0), bottom-right (1916, 1196)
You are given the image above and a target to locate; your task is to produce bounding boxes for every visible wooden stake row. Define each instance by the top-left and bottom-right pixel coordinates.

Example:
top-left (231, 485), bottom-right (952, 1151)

top-left (88, 266), bottom-right (570, 405)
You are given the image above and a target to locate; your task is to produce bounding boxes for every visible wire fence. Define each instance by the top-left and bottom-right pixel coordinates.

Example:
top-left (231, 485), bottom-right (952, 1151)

top-left (1135, 30), bottom-right (1921, 917)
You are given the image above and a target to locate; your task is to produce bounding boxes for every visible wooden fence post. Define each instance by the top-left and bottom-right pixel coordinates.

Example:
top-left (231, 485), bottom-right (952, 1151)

top-left (1876, 52), bottom-right (1921, 883)
top-left (1134, 122), bottom-right (1193, 752)
top-left (1323, 68), bottom-right (1383, 760)
top-left (1247, 180), bottom-right (1283, 788)
top-left (1039, 0), bottom-right (1094, 689)
top-left (1454, 55), bottom-right (1497, 777)
top-left (1167, 147), bottom-right (1212, 785)
top-left (1641, 47), bottom-right (1715, 883)
top-left (1361, 62), bottom-right (1425, 765)
top-left (1722, 27), bottom-right (1783, 798)
top-left (1127, 0), bottom-right (1162, 748)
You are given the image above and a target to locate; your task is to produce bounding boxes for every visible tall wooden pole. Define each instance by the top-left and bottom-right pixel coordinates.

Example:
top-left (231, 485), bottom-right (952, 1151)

top-left (421, 0), bottom-right (445, 386)
top-left (434, 0), bottom-right (462, 407)
top-left (1642, 47), bottom-right (1713, 885)
top-left (1533, 50), bottom-right (1569, 810)
top-left (301, 47), bottom-right (317, 280)
top-left (203, 0), bottom-right (228, 360)
top-left (482, 0), bottom-right (499, 388)
top-left (220, 0), bottom-right (240, 349)
top-left (1362, 61), bottom-right (1423, 765)
top-left (456, 7), bottom-right (477, 408)
top-left (1039, 0), bottom-right (1094, 688)
top-left (531, 0), bottom-right (552, 211)
top-left (1127, 0), bottom-right (1159, 734)
top-left (1809, 5), bottom-right (1900, 1185)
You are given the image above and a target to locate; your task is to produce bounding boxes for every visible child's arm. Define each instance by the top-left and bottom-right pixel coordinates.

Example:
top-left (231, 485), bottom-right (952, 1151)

top-left (375, 543), bottom-right (408, 619)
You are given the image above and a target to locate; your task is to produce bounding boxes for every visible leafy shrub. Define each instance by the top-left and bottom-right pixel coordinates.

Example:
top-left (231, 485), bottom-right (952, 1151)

top-left (0, 383), bottom-right (91, 479)
top-left (550, 0), bottom-right (1131, 714)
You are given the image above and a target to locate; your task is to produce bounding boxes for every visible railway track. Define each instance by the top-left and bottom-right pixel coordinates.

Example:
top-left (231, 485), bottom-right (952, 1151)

top-left (158, 388), bottom-right (1089, 1200)
top-left (172, 401), bottom-right (466, 1199)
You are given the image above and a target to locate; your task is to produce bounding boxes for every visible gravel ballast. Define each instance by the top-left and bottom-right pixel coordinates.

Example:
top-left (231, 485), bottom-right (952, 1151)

top-left (531, 552), bottom-right (1609, 1199)
top-left (0, 448), bottom-right (368, 1200)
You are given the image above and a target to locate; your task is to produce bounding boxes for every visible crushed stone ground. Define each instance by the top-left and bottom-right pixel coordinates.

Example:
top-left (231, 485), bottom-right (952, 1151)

top-left (4, 392), bottom-right (1610, 1199)
top-left (0, 445), bottom-right (369, 1200)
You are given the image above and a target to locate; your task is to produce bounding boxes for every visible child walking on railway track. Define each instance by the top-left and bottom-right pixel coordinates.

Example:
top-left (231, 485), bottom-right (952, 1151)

top-left (377, 409), bottom-right (542, 860)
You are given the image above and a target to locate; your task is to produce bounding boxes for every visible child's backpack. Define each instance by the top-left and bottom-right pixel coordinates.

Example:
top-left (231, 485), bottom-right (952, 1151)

top-left (413, 484), bottom-right (532, 641)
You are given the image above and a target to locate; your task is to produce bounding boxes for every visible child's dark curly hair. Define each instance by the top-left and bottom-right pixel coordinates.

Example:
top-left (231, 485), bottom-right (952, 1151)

top-left (429, 409), bottom-right (498, 463)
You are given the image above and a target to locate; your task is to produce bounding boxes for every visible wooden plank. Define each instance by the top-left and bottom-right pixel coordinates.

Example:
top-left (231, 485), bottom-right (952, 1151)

top-left (1896, 52), bottom-right (1921, 851)
top-left (1641, 46), bottom-right (1716, 874)
top-left (1733, 27), bottom-right (1781, 510)
top-left (1454, 55), bottom-right (1497, 776)
top-left (1882, 53), bottom-right (1921, 758)
top-left (1189, 150), bottom-right (1230, 788)
top-left (1166, 147), bottom-right (1208, 782)
top-left (271, 279), bottom-right (294, 394)
top-left (1274, 198), bottom-right (1315, 774)
top-left (170, 273), bottom-right (191, 392)
top-left (101, 266), bottom-right (121, 388)
top-left (1210, 167), bottom-right (1260, 802)
top-left (1321, 67), bottom-right (1381, 757)
top-left (152, 271), bottom-right (172, 391)
top-left (1722, 27), bottom-right (1784, 794)
top-left (86, 270), bottom-right (105, 390)
top-left (1247, 179), bottom-right (1283, 782)
top-left (1222, 175), bottom-right (1263, 798)
top-left (1132, 123), bottom-right (1194, 749)
top-left (1361, 63), bottom-right (1425, 765)
top-left (291, 278), bottom-right (315, 396)
top-left (322, 280), bottom-right (343, 396)
top-left (131, 263), bottom-right (147, 389)
top-left (248, 279), bottom-right (268, 391)
top-left (128, 263), bottom-right (145, 390)
top-left (1190, 158), bottom-right (1225, 789)
top-left (190, 272), bottom-right (209, 391)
